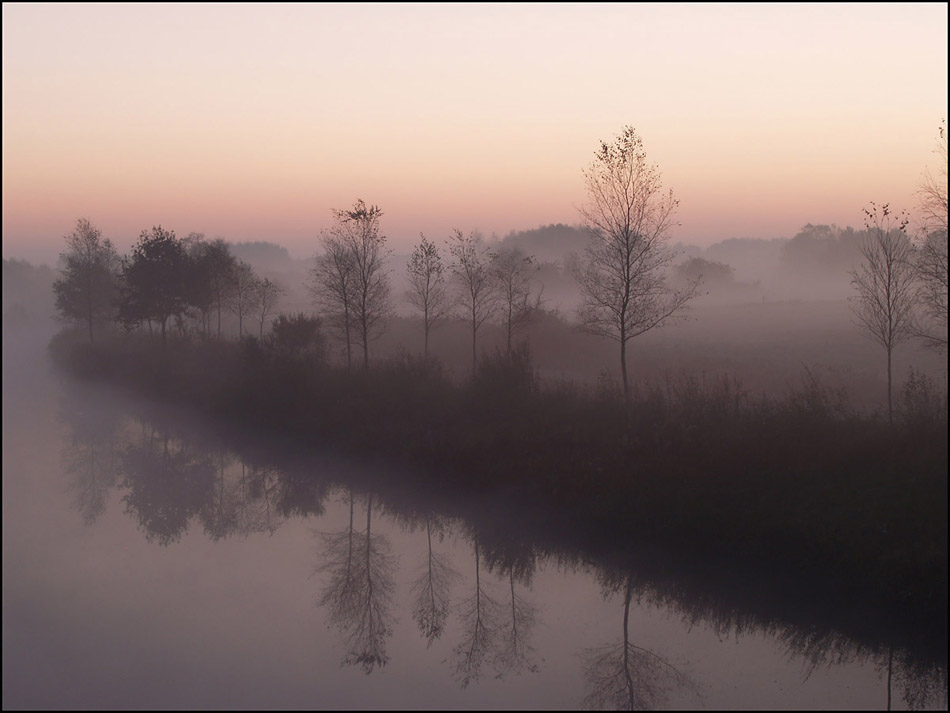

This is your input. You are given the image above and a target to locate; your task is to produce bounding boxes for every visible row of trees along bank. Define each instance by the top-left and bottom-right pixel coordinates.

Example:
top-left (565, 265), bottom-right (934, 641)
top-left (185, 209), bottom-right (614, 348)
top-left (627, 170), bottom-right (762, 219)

top-left (51, 125), bottom-right (947, 410)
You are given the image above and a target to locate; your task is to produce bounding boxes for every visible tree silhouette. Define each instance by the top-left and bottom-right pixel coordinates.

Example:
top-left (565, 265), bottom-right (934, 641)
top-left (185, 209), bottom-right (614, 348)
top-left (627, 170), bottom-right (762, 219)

top-left (253, 277), bottom-right (284, 340)
top-left (574, 126), bottom-right (699, 401)
top-left (448, 230), bottom-right (498, 376)
top-left (52, 218), bottom-right (120, 342)
top-left (490, 246), bottom-right (540, 361)
top-left (849, 203), bottom-right (917, 422)
top-left (227, 260), bottom-right (257, 339)
top-left (912, 120), bottom-right (948, 354)
top-left (406, 234), bottom-right (450, 364)
top-left (310, 233), bottom-right (357, 368)
top-left (311, 200), bottom-right (392, 369)
top-left (118, 226), bottom-right (192, 345)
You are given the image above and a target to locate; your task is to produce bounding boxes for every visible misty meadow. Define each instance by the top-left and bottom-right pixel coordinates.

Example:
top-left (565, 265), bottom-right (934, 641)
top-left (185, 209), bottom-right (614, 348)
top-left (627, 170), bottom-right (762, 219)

top-left (3, 3), bottom-right (948, 711)
top-left (3, 120), bottom-right (946, 710)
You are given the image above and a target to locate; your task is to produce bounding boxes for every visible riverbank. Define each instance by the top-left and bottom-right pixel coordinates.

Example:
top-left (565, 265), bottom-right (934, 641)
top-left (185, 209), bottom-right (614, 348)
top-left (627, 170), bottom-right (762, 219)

top-left (48, 329), bottom-right (948, 653)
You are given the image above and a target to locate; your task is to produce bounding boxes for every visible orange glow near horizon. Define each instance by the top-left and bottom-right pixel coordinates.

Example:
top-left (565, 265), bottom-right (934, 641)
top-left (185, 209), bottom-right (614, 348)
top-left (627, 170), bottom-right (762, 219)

top-left (3, 3), bottom-right (947, 263)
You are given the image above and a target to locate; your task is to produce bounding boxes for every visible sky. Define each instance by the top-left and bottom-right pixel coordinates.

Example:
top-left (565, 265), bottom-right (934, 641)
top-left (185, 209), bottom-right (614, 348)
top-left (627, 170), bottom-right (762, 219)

top-left (2, 2), bottom-right (947, 264)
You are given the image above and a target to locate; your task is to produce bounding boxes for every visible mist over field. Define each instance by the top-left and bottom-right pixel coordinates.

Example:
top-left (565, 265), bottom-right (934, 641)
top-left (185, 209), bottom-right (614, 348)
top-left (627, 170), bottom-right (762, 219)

top-left (3, 3), bottom-right (947, 711)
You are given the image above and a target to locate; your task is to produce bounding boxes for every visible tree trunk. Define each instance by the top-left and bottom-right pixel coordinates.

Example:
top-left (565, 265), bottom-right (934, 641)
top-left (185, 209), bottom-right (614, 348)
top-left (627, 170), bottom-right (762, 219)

top-left (620, 337), bottom-right (630, 402)
top-left (362, 320), bottom-right (370, 370)
top-left (423, 322), bottom-right (430, 365)
top-left (887, 344), bottom-right (893, 424)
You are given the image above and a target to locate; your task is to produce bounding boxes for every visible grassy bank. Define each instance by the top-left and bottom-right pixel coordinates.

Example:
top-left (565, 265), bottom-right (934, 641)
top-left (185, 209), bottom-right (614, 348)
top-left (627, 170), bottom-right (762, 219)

top-left (49, 329), bottom-right (948, 640)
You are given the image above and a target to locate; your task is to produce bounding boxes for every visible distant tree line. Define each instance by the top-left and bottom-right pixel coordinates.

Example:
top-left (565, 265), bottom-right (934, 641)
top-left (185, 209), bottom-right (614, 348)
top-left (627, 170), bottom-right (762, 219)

top-left (49, 122), bottom-right (947, 414)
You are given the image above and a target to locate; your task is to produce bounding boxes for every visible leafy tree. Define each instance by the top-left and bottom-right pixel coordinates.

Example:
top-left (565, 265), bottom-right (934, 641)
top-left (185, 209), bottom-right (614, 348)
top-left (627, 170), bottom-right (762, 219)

top-left (849, 203), bottom-right (917, 423)
top-left (269, 313), bottom-right (326, 362)
top-left (674, 257), bottom-right (734, 288)
top-left (52, 218), bottom-right (120, 342)
top-left (573, 126), bottom-right (698, 401)
top-left (406, 234), bottom-right (450, 363)
top-left (449, 229), bottom-right (498, 376)
top-left (118, 226), bottom-right (192, 344)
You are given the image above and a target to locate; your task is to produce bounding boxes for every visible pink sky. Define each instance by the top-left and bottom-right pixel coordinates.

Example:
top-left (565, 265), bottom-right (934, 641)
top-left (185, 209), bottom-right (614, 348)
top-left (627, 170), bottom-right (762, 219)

top-left (3, 3), bottom-right (947, 264)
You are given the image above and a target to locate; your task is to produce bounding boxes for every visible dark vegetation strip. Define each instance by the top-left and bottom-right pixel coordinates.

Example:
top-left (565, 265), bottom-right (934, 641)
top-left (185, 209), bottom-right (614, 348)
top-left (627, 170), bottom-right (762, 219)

top-left (49, 330), bottom-right (948, 656)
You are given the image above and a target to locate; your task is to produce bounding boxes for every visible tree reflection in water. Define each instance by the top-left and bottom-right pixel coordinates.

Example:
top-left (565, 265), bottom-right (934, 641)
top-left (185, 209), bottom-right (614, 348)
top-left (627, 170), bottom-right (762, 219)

top-left (582, 572), bottom-right (700, 711)
top-left (317, 491), bottom-right (397, 674)
top-left (120, 425), bottom-right (216, 546)
top-left (58, 382), bottom-right (122, 525)
top-left (450, 535), bottom-right (505, 688)
top-left (481, 538), bottom-right (540, 679)
top-left (199, 452), bottom-right (286, 541)
top-left (50, 387), bottom-right (948, 705)
top-left (778, 610), bottom-right (949, 710)
top-left (410, 514), bottom-right (460, 647)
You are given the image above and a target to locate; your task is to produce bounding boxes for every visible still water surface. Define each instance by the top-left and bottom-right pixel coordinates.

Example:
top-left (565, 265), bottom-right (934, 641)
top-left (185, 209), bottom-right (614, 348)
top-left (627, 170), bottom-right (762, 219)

top-left (2, 329), bottom-right (946, 709)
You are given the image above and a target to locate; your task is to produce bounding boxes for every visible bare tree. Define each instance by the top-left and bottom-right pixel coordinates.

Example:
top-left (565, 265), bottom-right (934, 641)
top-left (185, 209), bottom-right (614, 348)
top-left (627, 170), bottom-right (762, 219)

top-left (195, 239), bottom-right (237, 339)
top-left (311, 200), bottom-right (391, 369)
top-left (449, 229), bottom-right (498, 376)
top-left (850, 203), bottom-right (917, 423)
top-left (227, 260), bottom-right (257, 339)
top-left (574, 126), bottom-right (699, 401)
top-left (52, 218), bottom-right (120, 342)
top-left (310, 234), bottom-right (357, 368)
top-left (912, 120), bottom-right (948, 353)
top-left (253, 277), bottom-right (284, 341)
top-left (916, 120), bottom-right (948, 239)
top-left (339, 200), bottom-right (392, 369)
top-left (490, 246), bottom-right (540, 361)
top-left (406, 234), bottom-right (450, 363)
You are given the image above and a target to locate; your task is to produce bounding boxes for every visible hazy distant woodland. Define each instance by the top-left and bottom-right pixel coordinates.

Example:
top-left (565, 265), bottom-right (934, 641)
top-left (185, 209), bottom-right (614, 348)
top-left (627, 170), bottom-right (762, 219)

top-left (9, 219), bottom-right (945, 410)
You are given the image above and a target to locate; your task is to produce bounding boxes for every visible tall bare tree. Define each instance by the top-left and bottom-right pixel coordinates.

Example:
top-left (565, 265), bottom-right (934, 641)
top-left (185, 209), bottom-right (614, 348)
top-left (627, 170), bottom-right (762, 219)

top-left (312, 200), bottom-right (391, 369)
top-left (406, 234), bottom-right (450, 363)
top-left (490, 246), bottom-right (540, 361)
top-left (227, 260), bottom-right (257, 338)
top-left (912, 120), bottom-right (948, 353)
top-left (252, 277), bottom-right (284, 341)
top-left (195, 239), bottom-right (237, 339)
top-left (310, 234), bottom-right (357, 368)
top-left (574, 126), bottom-right (699, 401)
top-left (52, 218), bottom-right (120, 342)
top-left (850, 203), bottom-right (917, 423)
top-left (449, 229), bottom-right (497, 376)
